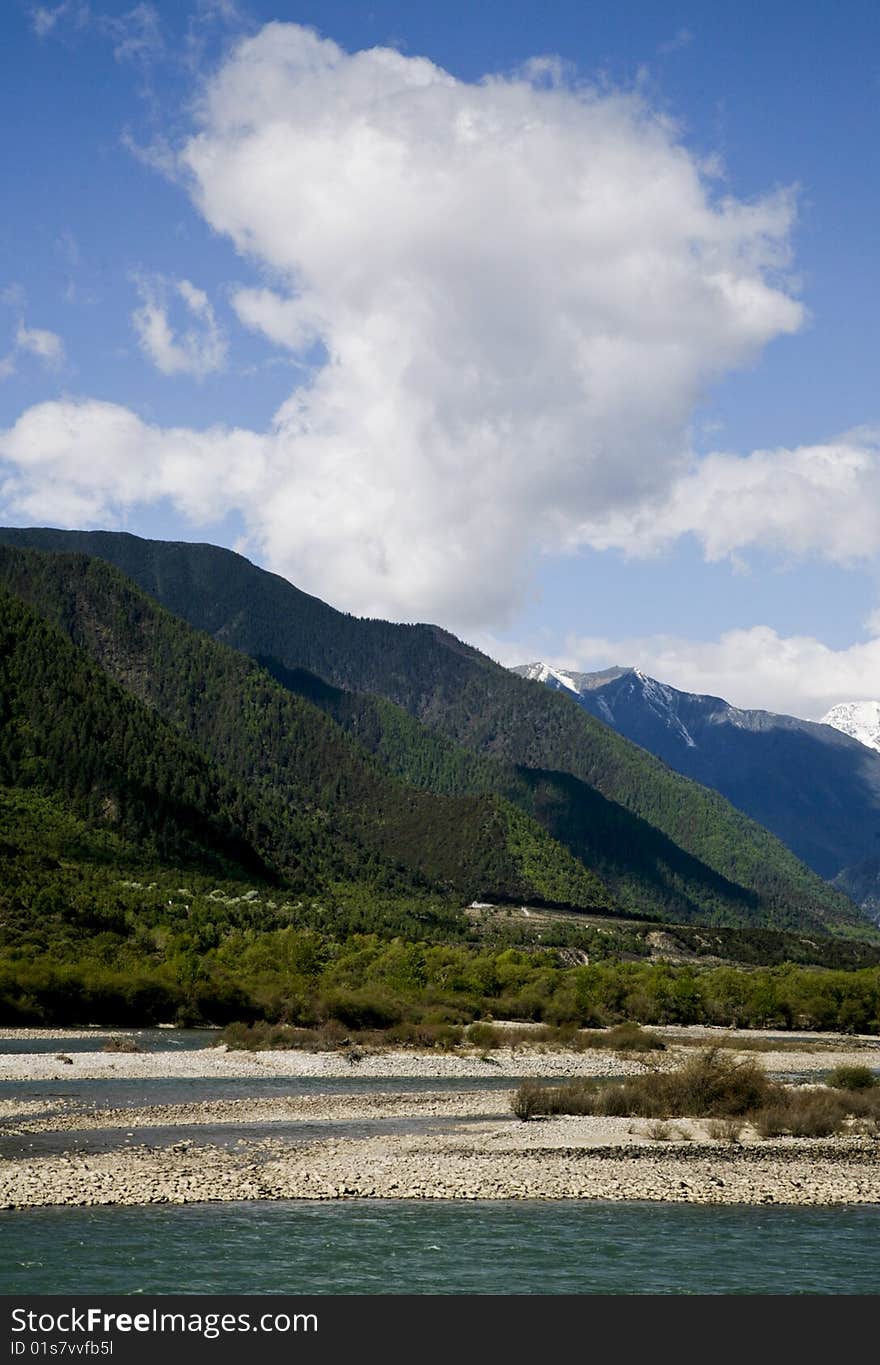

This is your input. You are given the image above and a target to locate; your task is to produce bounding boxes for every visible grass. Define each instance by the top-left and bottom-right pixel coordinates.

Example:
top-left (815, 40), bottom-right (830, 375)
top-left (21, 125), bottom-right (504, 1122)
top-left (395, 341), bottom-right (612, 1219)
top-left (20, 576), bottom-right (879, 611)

top-left (706, 1117), bottom-right (744, 1143)
top-left (511, 1046), bottom-right (880, 1137)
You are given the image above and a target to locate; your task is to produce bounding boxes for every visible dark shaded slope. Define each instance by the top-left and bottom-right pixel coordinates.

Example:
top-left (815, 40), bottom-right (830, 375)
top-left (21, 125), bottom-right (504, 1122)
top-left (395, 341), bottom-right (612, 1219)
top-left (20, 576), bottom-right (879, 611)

top-left (0, 590), bottom-right (291, 884)
top-left (0, 546), bottom-right (613, 911)
top-left (517, 665), bottom-right (880, 882)
top-left (834, 857), bottom-right (880, 926)
top-left (0, 528), bottom-right (857, 932)
top-left (259, 658), bottom-right (761, 925)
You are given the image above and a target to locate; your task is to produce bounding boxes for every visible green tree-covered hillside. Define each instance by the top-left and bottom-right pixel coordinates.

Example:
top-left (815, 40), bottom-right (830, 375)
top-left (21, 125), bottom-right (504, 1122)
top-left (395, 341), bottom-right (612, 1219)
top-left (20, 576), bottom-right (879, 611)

top-left (0, 529), bottom-right (865, 934)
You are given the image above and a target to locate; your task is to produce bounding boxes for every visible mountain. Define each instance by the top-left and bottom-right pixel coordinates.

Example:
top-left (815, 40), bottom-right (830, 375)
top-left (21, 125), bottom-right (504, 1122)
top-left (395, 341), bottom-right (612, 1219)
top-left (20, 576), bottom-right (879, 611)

top-left (833, 856), bottom-right (880, 921)
top-left (512, 662), bottom-right (880, 915)
top-left (0, 589), bottom-right (285, 886)
top-left (821, 701), bottom-right (880, 754)
top-left (0, 527), bottom-right (866, 935)
top-left (0, 547), bottom-right (618, 914)
top-left (0, 545), bottom-right (774, 927)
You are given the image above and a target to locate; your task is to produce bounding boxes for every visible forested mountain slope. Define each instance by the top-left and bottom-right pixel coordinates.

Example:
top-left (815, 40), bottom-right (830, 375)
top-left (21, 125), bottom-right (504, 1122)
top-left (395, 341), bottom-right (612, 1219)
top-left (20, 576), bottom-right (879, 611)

top-left (513, 662), bottom-right (880, 887)
top-left (0, 528), bottom-right (865, 934)
top-left (0, 548), bottom-right (614, 913)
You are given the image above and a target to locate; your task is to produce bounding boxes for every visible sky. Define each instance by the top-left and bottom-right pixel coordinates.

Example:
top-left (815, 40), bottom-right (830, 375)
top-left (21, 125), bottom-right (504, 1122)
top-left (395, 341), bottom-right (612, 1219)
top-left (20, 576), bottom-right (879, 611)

top-left (2, 0), bottom-right (880, 719)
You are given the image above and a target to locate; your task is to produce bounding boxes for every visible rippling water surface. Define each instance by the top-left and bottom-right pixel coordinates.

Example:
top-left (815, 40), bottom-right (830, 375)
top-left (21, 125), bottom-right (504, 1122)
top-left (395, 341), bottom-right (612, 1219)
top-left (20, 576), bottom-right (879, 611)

top-left (0, 1029), bottom-right (220, 1054)
top-left (2, 1200), bottom-right (878, 1295)
top-left (0, 1073), bottom-right (531, 1105)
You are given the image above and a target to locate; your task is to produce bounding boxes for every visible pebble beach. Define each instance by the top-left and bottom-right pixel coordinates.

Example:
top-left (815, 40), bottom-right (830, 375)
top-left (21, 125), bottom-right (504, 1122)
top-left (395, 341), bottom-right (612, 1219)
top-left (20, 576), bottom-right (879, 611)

top-left (2, 1028), bottom-right (878, 1210)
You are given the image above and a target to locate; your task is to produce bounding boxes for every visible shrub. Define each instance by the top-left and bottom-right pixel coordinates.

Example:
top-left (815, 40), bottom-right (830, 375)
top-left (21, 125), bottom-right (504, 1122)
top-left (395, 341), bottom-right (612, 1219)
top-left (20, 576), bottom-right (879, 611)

top-left (663, 1047), bottom-right (773, 1116)
top-left (846, 1086), bottom-right (880, 1113)
top-left (101, 1036), bottom-right (142, 1053)
top-left (647, 1121), bottom-right (671, 1140)
top-left (750, 1105), bottom-right (789, 1138)
top-left (706, 1118), bottom-right (744, 1143)
top-left (512, 1081), bottom-right (547, 1121)
top-left (595, 1022), bottom-right (665, 1052)
top-left (786, 1092), bottom-right (848, 1137)
top-left (510, 1048), bottom-right (778, 1121)
top-left (320, 990), bottom-right (404, 1030)
top-left (752, 1089), bottom-right (849, 1138)
top-left (385, 1022), bottom-right (464, 1050)
top-left (511, 1077), bottom-right (601, 1120)
top-left (825, 1064), bottom-right (878, 1091)
top-left (467, 1022), bottom-right (504, 1049)
top-left (219, 1020), bottom-right (347, 1051)
top-left (460, 1021), bottom-right (667, 1053)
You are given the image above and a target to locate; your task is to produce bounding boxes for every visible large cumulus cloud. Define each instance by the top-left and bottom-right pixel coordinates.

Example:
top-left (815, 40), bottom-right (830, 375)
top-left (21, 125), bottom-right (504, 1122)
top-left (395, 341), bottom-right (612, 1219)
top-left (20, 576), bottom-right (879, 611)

top-left (0, 23), bottom-right (804, 626)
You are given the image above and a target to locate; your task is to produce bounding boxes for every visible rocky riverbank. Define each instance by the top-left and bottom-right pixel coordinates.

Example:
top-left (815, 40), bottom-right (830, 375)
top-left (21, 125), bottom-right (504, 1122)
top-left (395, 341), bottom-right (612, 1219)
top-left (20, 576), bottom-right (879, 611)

top-left (1, 1029), bottom-right (878, 1209)
top-left (0, 1043), bottom-right (647, 1082)
top-left (2, 1123), bottom-right (878, 1209)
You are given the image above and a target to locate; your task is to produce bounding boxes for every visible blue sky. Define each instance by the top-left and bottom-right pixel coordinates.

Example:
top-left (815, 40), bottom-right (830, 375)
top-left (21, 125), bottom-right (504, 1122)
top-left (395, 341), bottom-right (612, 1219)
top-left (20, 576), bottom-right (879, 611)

top-left (2, 0), bottom-right (880, 717)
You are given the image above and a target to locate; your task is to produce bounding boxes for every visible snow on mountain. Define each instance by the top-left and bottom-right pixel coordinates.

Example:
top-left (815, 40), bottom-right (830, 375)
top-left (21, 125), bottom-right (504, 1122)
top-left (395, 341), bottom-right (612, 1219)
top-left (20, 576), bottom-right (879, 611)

top-left (514, 662), bottom-right (698, 748)
top-left (511, 659), bottom-right (880, 905)
top-left (630, 668), bottom-right (697, 748)
top-left (515, 661), bottom-right (581, 694)
top-left (820, 701), bottom-right (880, 754)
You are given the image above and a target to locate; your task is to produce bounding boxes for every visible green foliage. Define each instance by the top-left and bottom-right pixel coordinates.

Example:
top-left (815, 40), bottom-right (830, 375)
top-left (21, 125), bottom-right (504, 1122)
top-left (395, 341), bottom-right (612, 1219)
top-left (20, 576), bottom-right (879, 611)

top-left (751, 1091), bottom-right (852, 1138)
top-left (513, 1051), bottom-right (880, 1132)
top-left (0, 527), bottom-right (864, 934)
top-left (500, 803), bottom-right (615, 910)
top-left (3, 803), bottom-right (880, 1033)
top-left (513, 1048), bottom-right (779, 1121)
top-left (267, 660), bottom-right (854, 931)
top-left (1, 537), bottom-right (879, 1038)
top-left (825, 1064), bottom-right (877, 1090)
top-left (0, 547), bottom-right (633, 912)
top-left (0, 592), bottom-right (290, 885)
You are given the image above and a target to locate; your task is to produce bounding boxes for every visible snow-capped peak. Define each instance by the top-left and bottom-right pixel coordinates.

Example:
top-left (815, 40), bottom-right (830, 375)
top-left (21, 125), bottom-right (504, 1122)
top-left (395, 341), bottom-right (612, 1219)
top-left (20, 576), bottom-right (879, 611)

top-left (820, 701), bottom-right (880, 754)
top-left (514, 661), bottom-right (698, 748)
top-left (629, 669), bottom-right (697, 748)
top-left (516, 661), bottom-right (580, 694)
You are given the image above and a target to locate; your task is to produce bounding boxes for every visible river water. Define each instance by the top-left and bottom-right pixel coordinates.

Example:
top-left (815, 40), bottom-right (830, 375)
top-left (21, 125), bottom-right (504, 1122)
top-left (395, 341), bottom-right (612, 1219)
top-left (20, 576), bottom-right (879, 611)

top-left (2, 1199), bottom-right (878, 1294)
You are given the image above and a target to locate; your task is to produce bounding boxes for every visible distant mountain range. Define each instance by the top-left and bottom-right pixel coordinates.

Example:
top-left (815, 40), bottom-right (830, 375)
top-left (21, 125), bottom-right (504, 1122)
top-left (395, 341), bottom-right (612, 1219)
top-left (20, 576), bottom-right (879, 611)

top-left (513, 662), bottom-right (880, 919)
top-left (0, 526), bottom-right (869, 939)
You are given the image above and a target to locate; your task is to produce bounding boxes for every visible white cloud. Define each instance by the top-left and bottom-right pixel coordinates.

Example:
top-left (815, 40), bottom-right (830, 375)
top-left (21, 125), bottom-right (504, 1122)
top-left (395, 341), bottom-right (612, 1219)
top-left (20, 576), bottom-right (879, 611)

top-left (30, 3), bottom-right (90, 40)
top-left (0, 398), bottom-right (266, 526)
top-left (55, 230), bottom-right (81, 267)
top-left (1, 318), bottom-right (67, 377)
top-left (15, 322), bottom-right (66, 368)
top-left (30, 4), bottom-right (68, 38)
top-left (3, 24), bottom-right (804, 628)
top-left (575, 430), bottom-right (880, 565)
top-left (659, 28), bottom-right (694, 56)
top-left (131, 275), bottom-right (226, 377)
top-left (232, 287), bottom-right (324, 354)
top-left (103, 3), bottom-right (163, 65)
top-left (0, 283), bottom-right (27, 309)
top-left (548, 626), bottom-right (880, 720)
top-left (30, 4), bottom-right (162, 66)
